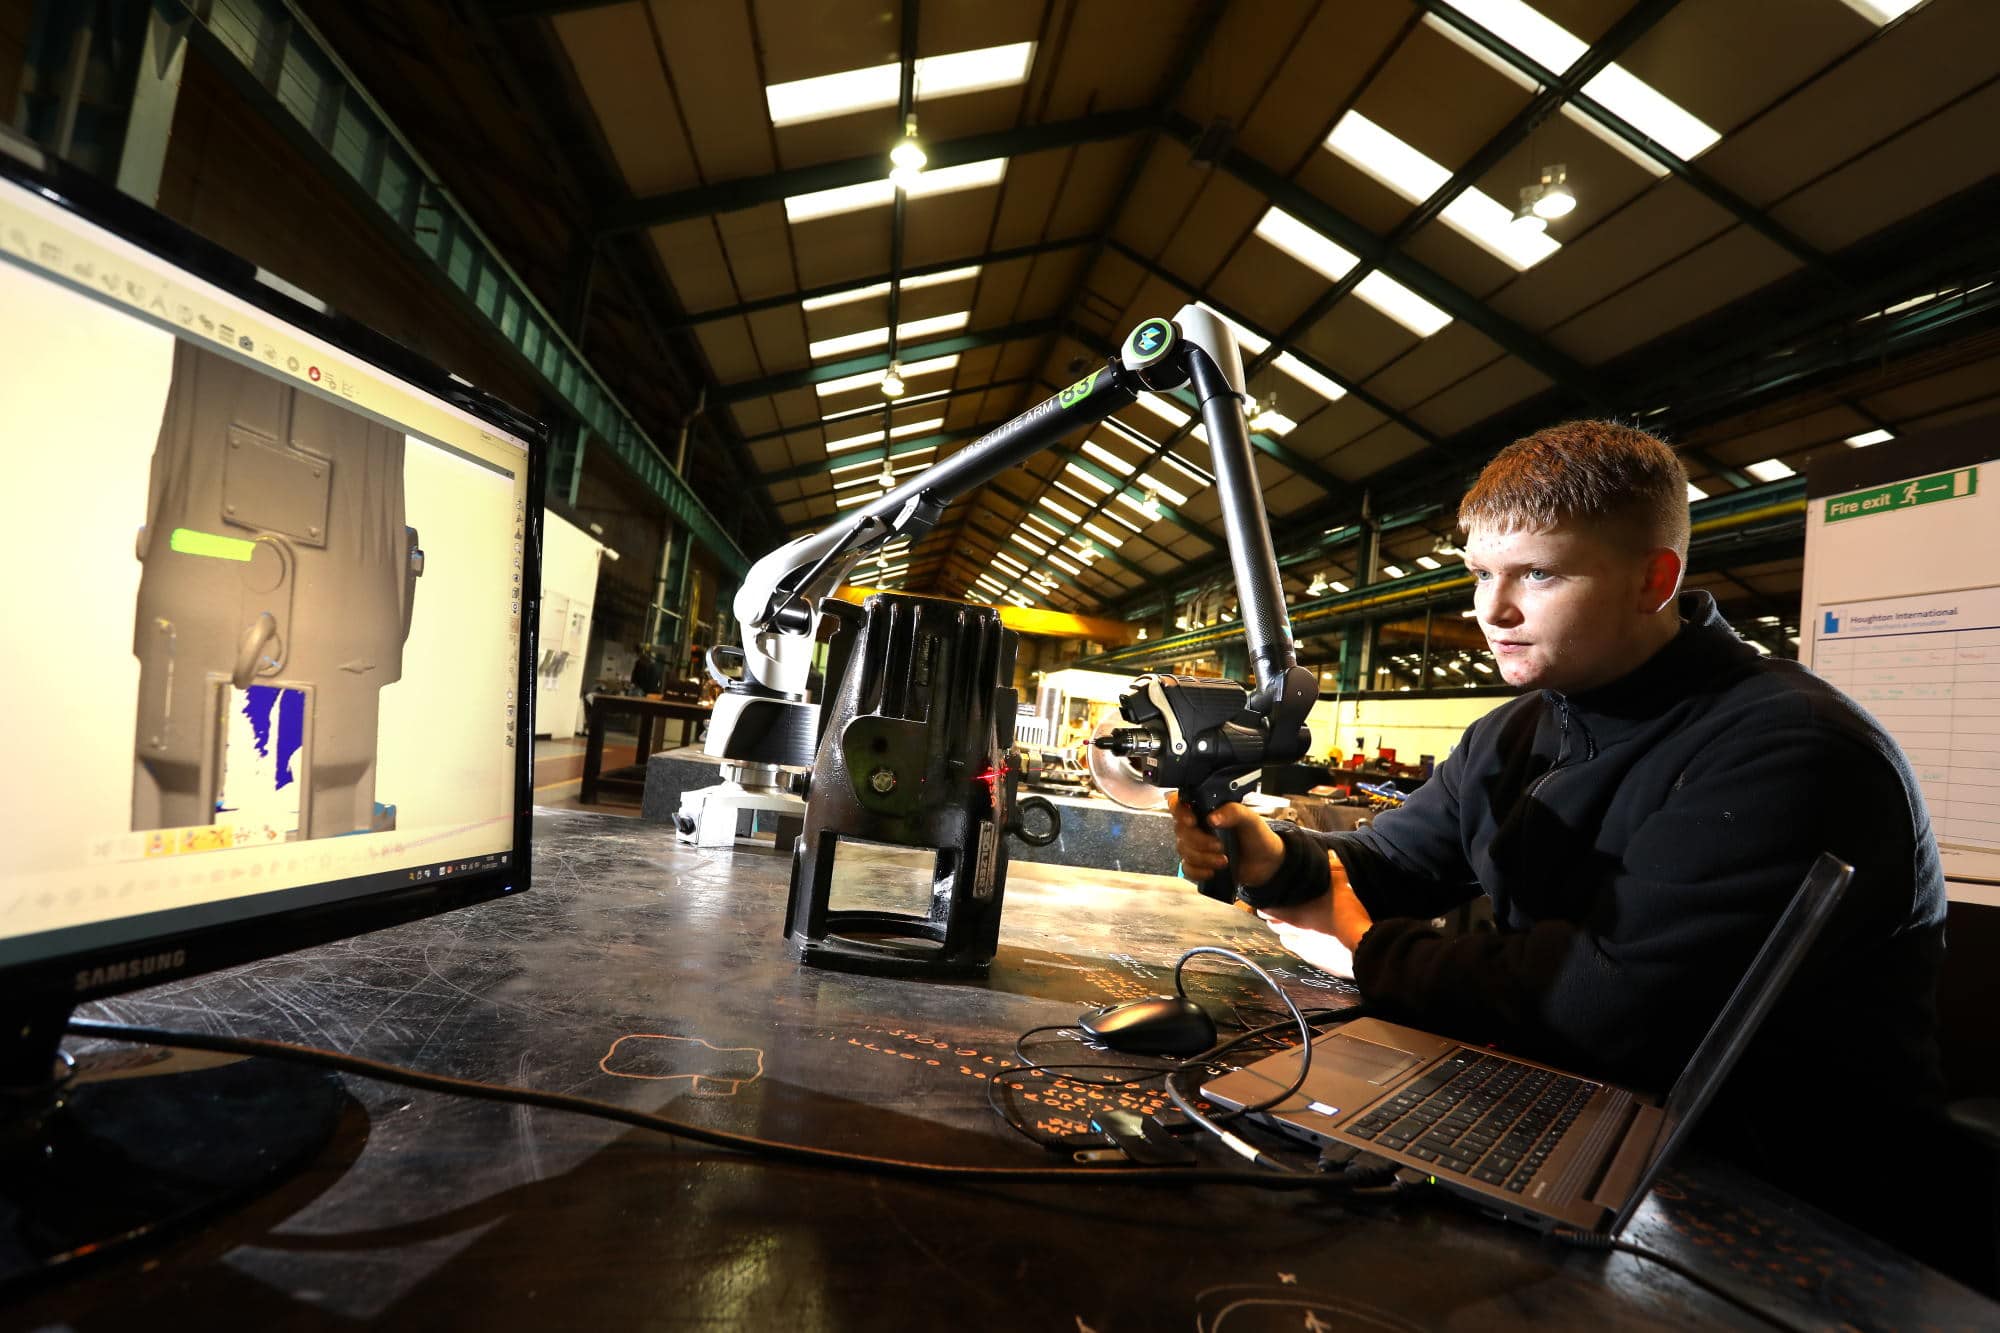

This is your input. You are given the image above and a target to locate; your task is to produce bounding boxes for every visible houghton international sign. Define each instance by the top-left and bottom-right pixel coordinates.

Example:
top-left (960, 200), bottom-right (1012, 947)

top-left (1823, 467), bottom-right (1977, 523)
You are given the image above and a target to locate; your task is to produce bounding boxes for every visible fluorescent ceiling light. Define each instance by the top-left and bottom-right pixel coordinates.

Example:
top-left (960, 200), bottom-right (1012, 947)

top-left (1382, 563), bottom-right (1406, 578)
top-left (765, 43), bottom-right (1035, 128)
top-left (1331, 581), bottom-right (1349, 593)
top-left (993, 551), bottom-right (1027, 573)
top-left (1416, 554), bottom-right (1441, 570)
top-left (1042, 496), bottom-right (1081, 524)
top-left (1140, 472), bottom-right (1189, 506)
top-left (825, 415), bottom-right (946, 453)
top-left (801, 265), bottom-right (981, 313)
top-left (1007, 594), bottom-right (1035, 608)
top-left (1254, 207), bottom-right (1451, 336)
top-left (1048, 553), bottom-right (1079, 575)
top-left (1272, 353), bottom-right (1347, 403)
top-left (1422, 2), bottom-right (1718, 172)
top-left (785, 158), bottom-right (1006, 223)
top-left (1686, 482), bottom-right (1708, 501)
top-left (809, 311), bottom-right (969, 360)
top-left (816, 353), bottom-right (959, 398)
top-left (1102, 506), bottom-right (1143, 533)
top-left (1744, 458), bottom-right (1796, 482)
top-left (1080, 440), bottom-right (1135, 476)
top-left (1845, 429), bottom-right (1894, 448)
top-left (835, 472), bottom-right (888, 490)
top-left (835, 489), bottom-right (885, 509)
top-left (1248, 408), bottom-right (1297, 436)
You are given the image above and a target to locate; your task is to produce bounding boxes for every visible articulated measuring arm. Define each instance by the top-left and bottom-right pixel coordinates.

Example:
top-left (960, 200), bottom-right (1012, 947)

top-left (720, 305), bottom-right (1318, 899)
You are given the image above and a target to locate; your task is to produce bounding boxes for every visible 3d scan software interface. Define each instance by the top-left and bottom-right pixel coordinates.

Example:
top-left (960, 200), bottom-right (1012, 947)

top-left (0, 172), bottom-right (530, 967)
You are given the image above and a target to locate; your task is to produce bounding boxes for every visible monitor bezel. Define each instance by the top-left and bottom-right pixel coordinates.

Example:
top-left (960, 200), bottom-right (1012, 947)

top-left (0, 138), bottom-right (544, 1013)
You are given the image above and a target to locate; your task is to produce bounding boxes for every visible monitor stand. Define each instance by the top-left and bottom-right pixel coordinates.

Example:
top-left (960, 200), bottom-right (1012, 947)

top-left (0, 998), bottom-right (344, 1288)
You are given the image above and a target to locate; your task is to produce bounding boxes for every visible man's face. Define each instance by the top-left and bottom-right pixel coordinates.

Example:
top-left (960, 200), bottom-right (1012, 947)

top-left (1463, 522), bottom-right (1668, 694)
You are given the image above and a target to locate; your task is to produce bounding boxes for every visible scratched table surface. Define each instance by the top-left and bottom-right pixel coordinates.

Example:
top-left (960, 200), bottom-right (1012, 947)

top-left (17, 809), bottom-right (1996, 1331)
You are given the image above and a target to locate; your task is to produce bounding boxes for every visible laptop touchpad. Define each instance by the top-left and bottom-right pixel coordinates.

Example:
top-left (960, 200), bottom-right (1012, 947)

top-left (1321, 1034), bottom-right (1422, 1086)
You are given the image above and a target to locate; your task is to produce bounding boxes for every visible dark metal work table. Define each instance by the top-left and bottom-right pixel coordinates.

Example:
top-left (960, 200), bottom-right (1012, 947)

top-left (579, 694), bottom-right (710, 803)
top-left (25, 811), bottom-right (1995, 1330)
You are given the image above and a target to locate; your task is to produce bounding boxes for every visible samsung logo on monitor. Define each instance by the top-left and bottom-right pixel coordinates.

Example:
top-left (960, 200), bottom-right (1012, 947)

top-left (74, 949), bottom-right (187, 992)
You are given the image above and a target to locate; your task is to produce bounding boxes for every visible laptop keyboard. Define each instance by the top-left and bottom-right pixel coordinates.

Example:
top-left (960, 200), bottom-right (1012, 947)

top-left (1342, 1050), bottom-right (1595, 1193)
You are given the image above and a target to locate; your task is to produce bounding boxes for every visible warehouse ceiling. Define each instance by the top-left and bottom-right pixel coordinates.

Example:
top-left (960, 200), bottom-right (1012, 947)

top-left (299, 0), bottom-right (2000, 620)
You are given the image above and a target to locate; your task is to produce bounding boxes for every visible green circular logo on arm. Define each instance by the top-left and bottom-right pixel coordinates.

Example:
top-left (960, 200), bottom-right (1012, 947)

top-left (1123, 317), bottom-right (1176, 369)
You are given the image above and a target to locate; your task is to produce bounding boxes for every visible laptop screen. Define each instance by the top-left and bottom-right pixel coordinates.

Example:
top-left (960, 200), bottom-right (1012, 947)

top-left (1608, 852), bottom-right (1854, 1234)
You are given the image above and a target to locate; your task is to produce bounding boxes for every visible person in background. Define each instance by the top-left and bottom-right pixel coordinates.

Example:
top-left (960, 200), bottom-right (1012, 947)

top-left (1171, 420), bottom-right (1967, 1279)
top-left (630, 644), bottom-right (665, 697)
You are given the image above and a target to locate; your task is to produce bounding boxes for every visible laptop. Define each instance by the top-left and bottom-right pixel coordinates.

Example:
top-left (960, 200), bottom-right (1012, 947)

top-left (1202, 853), bottom-right (1854, 1235)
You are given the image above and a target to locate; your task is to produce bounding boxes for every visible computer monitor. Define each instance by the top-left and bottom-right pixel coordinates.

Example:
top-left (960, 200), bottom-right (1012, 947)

top-left (0, 138), bottom-right (541, 1272)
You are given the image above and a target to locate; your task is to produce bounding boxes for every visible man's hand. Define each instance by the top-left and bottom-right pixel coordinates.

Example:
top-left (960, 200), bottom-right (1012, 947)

top-left (1167, 793), bottom-right (1283, 888)
top-left (1259, 875), bottom-right (1374, 953)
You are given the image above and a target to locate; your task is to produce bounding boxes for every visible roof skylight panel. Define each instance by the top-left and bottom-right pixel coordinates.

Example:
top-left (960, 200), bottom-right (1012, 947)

top-left (1253, 208), bottom-right (1451, 336)
top-left (824, 415), bottom-right (946, 453)
top-left (814, 353), bottom-right (959, 398)
top-left (784, 159), bottom-right (1007, 223)
top-left (1835, 0), bottom-right (1927, 22)
top-left (1421, 0), bottom-right (1718, 174)
top-left (1139, 473), bottom-right (1189, 506)
top-left (765, 42), bottom-right (1035, 128)
top-left (1325, 112), bottom-right (1558, 270)
top-left (809, 311), bottom-right (970, 360)
top-left (1079, 439), bottom-right (1136, 476)
top-left (801, 265), bottom-right (981, 313)
top-left (820, 386), bottom-right (953, 422)
top-left (1271, 353), bottom-right (1346, 403)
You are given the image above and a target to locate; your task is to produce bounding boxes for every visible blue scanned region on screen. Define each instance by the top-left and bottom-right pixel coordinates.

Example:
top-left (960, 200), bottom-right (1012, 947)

top-left (242, 685), bottom-right (307, 791)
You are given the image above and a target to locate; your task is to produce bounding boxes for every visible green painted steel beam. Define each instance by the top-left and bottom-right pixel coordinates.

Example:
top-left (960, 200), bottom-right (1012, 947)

top-left (601, 109), bottom-right (1157, 235)
top-left (717, 319), bottom-right (1056, 403)
top-left (1412, 0), bottom-right (1837, 283)
top-left (179, 0), bottom-right (747, 576)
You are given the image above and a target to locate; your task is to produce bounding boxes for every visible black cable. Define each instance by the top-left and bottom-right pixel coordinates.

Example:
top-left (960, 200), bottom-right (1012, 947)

top-left (1173, 947), bottom-right (1323, 1118)
top-left (61, 1019), bottom-right (1386, 1193)
top-left (1550, 1228), bottom-right (1811, 1333)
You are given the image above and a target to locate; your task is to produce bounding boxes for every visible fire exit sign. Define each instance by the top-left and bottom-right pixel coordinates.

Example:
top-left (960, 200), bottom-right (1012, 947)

top-left (1823, 467), bottom-right (1977, 524)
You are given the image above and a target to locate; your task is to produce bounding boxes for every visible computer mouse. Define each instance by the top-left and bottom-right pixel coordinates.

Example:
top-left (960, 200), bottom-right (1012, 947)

top-left (1078, 995), bottom-right (1218, 1056)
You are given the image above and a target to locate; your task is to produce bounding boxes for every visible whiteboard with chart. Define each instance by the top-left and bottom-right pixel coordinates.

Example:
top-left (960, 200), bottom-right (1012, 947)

top-left (1801, 419), bottom-right (2000, 900)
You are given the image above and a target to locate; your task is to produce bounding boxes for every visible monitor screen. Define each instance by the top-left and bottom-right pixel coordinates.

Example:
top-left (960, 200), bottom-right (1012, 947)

top-left (0, 145), bottom-right (539, 1010)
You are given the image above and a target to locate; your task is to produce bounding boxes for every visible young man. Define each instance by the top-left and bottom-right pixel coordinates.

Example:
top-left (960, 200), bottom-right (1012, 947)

top-left (1174, 420), bottom-right (1950, 1262)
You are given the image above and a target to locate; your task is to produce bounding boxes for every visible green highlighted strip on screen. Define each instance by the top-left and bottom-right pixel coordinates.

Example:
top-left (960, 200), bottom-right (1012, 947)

top-left (169, 527), bottom-right (256, 561)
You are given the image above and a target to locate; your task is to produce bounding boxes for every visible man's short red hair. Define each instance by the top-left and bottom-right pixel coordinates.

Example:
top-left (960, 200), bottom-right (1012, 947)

top-left (1458, 420), bottom-right (1690, 558)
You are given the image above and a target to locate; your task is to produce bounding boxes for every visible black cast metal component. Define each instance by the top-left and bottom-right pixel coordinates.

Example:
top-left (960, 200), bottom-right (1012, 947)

top-left (784, 593), bottom-right (1051, 975)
